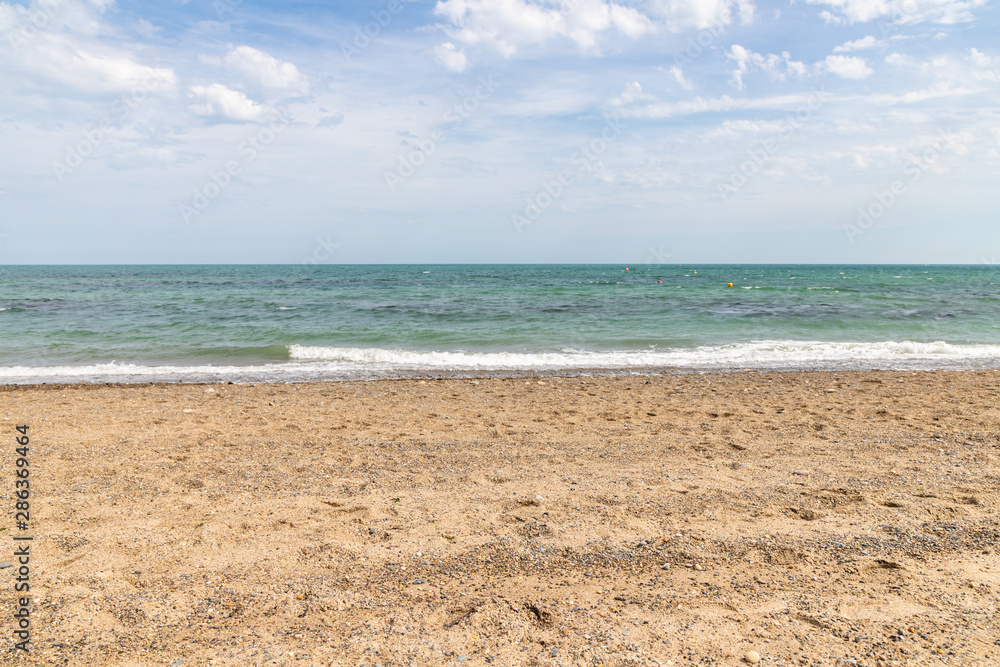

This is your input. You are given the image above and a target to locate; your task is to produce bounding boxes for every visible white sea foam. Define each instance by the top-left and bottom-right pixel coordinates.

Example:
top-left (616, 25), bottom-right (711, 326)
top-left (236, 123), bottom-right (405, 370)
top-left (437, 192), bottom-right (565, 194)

top-left (288, 341), bottom-right (1000, 369)
top-left (2, 340), bottom-right (999, 384)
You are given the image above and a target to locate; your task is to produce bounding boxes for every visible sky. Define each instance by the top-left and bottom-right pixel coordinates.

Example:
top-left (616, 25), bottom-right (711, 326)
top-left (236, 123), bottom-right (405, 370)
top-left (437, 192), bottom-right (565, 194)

top-left (0, 0), bottom-right (998, 264)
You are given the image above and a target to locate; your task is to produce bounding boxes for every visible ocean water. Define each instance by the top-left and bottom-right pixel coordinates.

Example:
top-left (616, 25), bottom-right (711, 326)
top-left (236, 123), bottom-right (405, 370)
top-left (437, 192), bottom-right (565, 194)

top-left (0, 264), bottom-right (998, 383)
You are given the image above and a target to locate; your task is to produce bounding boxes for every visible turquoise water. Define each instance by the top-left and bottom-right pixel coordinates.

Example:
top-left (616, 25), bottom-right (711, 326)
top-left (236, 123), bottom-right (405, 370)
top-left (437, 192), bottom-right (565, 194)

top-left (0, 264), bottom-right (998, 382)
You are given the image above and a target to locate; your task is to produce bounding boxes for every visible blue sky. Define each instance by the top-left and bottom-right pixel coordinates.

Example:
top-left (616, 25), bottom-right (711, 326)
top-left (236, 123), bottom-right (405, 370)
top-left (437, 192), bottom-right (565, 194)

top-left (0, 0), bottom-right (997, 263)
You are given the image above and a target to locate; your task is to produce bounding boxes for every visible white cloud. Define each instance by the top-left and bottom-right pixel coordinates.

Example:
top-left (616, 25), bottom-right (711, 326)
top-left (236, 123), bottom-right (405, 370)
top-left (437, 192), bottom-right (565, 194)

top-left (968, 47), bottom-right (996, 68)
top-left (833, 35), bottom-right (881, 52)
top-left (433, 0), bottom-right (654, 58)
top-left (135, 18), bottom-right (156, 39)
top-left (429, 0), bottom-right (760, 68)
top-left (611, 80), bottom-right (653, 105)
top-left (820, 54), bottom-right (873, 79)
top-left (433, 42), bottom-right (469, 72)
top-left (858, 82), bottom-right (976, 105)
top-left (805, 0), bottom-right (989, 25)
top-left (878, 49), bottom-right (998, 82)
top-left (645, 0), bottom-right (753, 30)
top-left (727, 45), bottom-right (806, 89)
top-left (10, 33), bottom-right (175, 94)
top-left (669, 65), bottom-right (693, 90)
top-left (735, 0), bottom-right (755, 25)
top-left (619, 91), bottom-right (827, 119)
top-left (818, 10), bottom-right (842, 24)
top-left (705, 118), bottom-right (792, 138)
top-left (884, 52), bottom-right (915, 66)
top-left (0, 1), bottom-right (175, 99)
top-left (967, 47), bottom-right (998, 81)
top-left (222, 46), bottom-right (308, 95)
top-left (188, 84), bottom-right (265, 121)
top-left (1, 0), bottom-right (114, 41)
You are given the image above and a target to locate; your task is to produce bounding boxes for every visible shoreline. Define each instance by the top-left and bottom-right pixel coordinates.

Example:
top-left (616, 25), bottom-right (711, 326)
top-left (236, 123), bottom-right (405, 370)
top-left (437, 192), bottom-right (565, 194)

top-left (3, 369), bottom-right (998, 665)
top-left (4, 361), bottom-right (1000, 387)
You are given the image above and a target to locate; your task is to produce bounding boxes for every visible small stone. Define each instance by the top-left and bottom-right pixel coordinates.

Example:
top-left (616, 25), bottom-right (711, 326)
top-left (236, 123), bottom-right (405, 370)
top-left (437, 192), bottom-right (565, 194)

top-left (744, 650), bottom-right (761, 664)
top-left (0, 562), bottom-right (12, 569)
top-left (792, 470), bottom-right (810, 476)
top-left (412, 579), bottom-right (425, 585)
top-left (662, 563), bottom-right (671, 570)
top-left (694, 564), bottom-right (703, 571)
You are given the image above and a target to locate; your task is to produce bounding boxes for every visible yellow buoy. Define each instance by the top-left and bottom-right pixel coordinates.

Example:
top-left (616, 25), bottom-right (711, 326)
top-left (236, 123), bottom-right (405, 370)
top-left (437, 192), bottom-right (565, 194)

top-left (727, 283), bottom-right (733, 287)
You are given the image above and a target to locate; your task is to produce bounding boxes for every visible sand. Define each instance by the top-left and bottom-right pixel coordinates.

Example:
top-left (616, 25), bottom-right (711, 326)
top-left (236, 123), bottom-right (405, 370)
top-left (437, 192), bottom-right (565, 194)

top-left (2, 370), bottom-right (998, 666)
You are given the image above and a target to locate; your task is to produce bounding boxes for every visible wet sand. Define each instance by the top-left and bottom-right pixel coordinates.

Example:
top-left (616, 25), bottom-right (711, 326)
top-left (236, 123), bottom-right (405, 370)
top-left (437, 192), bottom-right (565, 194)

top-left (2, 370), bottom-right (998, 666)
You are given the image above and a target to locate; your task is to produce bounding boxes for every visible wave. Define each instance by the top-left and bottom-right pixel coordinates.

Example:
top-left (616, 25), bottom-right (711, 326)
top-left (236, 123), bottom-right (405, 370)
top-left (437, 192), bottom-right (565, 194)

top-left (2, 340), bottom-right (999, 384)
top-left (289, 341), bottom-right (1000, 369)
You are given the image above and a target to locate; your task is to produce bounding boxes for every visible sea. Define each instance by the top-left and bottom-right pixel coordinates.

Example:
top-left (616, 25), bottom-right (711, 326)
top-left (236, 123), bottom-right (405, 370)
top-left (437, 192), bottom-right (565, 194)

top-left (1, 264), bottom-right (998, 384)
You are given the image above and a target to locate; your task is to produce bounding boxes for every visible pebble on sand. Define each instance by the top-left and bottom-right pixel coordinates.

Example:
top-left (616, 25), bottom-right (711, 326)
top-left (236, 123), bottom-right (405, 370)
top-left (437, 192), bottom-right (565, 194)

top-left (744, 650), bottom-right (761, 664)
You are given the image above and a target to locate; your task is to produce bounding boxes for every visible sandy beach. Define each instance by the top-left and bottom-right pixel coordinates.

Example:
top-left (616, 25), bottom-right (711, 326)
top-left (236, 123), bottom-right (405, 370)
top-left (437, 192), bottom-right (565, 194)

top-left (2, 370), bottom-right (998, 666)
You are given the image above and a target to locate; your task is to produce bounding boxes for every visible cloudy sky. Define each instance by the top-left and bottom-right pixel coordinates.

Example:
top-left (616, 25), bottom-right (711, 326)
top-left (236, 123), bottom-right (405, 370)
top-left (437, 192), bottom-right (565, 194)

top-left (0, 0), bottom-right (997, 264)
